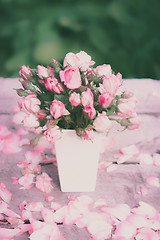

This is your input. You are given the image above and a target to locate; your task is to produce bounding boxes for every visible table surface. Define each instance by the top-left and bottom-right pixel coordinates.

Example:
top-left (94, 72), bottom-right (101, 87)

top-left (0, 78), bottom-right (160, 240)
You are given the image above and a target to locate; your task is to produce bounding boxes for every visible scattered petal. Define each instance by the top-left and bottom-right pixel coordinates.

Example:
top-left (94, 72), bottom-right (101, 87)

top-left (117, 154), bottom-right (132, 164)
top-left (137, 153), bottom-right (153, 165)
top-left (146, 177), bottom-right (160, 187)
top-left (0, 182), bottom-right (12, 203)
top-left (35, 173), bottom-right (53, 194)
top-left (132, 201), bottom-right (157, 218)
top-left (120, 145), bottom-right (139, 155)
top-left (106, 164), bottom-right (117, 172)
top-left (18, 173), bottom-right (34, 189)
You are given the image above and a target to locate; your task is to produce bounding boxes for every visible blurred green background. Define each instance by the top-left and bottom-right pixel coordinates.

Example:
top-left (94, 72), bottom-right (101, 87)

top-left (0, 0), bottom-right (160, 79)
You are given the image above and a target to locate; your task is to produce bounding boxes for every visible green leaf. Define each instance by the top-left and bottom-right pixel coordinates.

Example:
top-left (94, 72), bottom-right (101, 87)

top-left (54, 94), bottom-right (68, 104)
top-left (16, 89), bottom-right (28, 97)
top-left (21, 81), bottom-right (37, 92)
top-left (30, 135), bottom-right (41, 147)
top-left (39, 118), bottom-right (47, 127)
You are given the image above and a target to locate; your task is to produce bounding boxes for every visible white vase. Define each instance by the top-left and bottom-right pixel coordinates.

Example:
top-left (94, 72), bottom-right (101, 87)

top-left (55, 130), bottom-right (101, 192)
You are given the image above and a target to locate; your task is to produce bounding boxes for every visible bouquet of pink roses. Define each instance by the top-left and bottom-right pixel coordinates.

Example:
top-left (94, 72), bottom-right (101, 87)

top-left (17, 51), bottom-right (139, 142)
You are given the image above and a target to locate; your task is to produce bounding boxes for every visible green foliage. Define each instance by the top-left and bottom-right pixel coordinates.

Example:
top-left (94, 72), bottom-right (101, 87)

top-left (0, 0), bottom-right (160, 79)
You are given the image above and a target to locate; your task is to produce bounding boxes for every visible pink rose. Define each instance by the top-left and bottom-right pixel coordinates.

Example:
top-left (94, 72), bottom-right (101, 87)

top-left (45, 76), bottom-right (63, 94)
top-left (93, 112), bottom-right (112, 133)
top-left (81, 88), bottom-right (93, 107)
top-left (60, 67), bottom-right (81, 89)
top-left (102, 73), bottom-right (122, 96)
top-left (19, 65), bottom-right (32, 80)
top-left (63, 52), bottom-right (79, 68)
top-left (47, 66), bottom-right (54, 76)
top-left (50, 99), bottom-right (65, 119)
top-left (44, 126), bottom-right (62, 143)
top-left (98, 92), bottom-right (113, 108)
top-left (118, 96), bottom-right (137, 119)
top-left (63, 51), bottom-right (95, 71)
top-left (37, 109), bottom-right (46, 119)
top-left (35, 173), bottom-right (53, 193)
top-left (83, 105), bottom-right (96, 119)
top-left (95, 64), bottom-right (112, 77)
top-left (23, 114), bottom-right (40, 128)
top-left (37, 65), bottom-right (49, 79)
top-left (18, 94), bottom-right (40, 114)
top-left (69, 92), bottom-right (81, 107)
top-left (76, 51), bottom-right (95, 71)
top-left (84, 129), bottom-right (95, 140)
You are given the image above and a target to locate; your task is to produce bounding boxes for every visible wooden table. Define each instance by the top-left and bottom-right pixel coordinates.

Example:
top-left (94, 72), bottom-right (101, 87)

top-left (0, 78), bottom-right (160, 239)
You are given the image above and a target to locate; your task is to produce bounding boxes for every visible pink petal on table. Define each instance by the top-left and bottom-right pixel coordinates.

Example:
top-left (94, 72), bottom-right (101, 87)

top-left (132, 201), bottom-right (157, 218)
top-left (0, 182), bottom-right (12, 203)
top-left (25, 151), bottom-right (44, 165)
top-left (93, 198), bottom-right (107, 208)
top-left (147, 218), bottom-right (160, 230)
top-left (127, 214), bottom-right (148, 229)
top-left (63, 201), bottom-right (87, 225)
top-left (21, 209), bottom-right (33, 221)
top-left (135, 227), bottom-right (159, 240)
top-left (116, 154), bottom-right (132, 164)
top-left (25, 202), bottom-right (44, 212)
top-left (3, 208), bottom-right (20, 219)
top-left (41, 207), bottom-right (55, 223)
top-left (35, 173), bottom-right (53, 194)
top-left (114, 221), bottom-right (137, 239)
top-left (29, 222), bottom-right (64, 240)
top-left (98, 161), bottom-right (112, 169)
top-left (29, 231), bottom-right (50, 240)
top-left (120, 144), bottom-right (139, 155)
top-left (85, 212), bottom-right (112, 240)
top-left (17, 159), bottom-right (29, 168)
top-left (24, 163), bottom-right (41, 175)
top-left (137, 153), bottom-right (153, 165)
top-left (0, 202), bottom-right (8, 215)
top-left (53, 206), bottom-right (66, 223)
top-left (102, 204), bottom-right (131, 221)
top-left (18, 223), bottom-right (32, 236)
top-left (19, 201), bottom-right (27, 211)
top-left (146, 176), bottom-right (160, 187)
top-left (18, 173), bottom-right (34, 190)
top-left (106, 164), bottom-right (117, 172)
top-left (50, 202), bottom-right (61, 211)
top-left (0, 228), bottom-right (21, 239)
